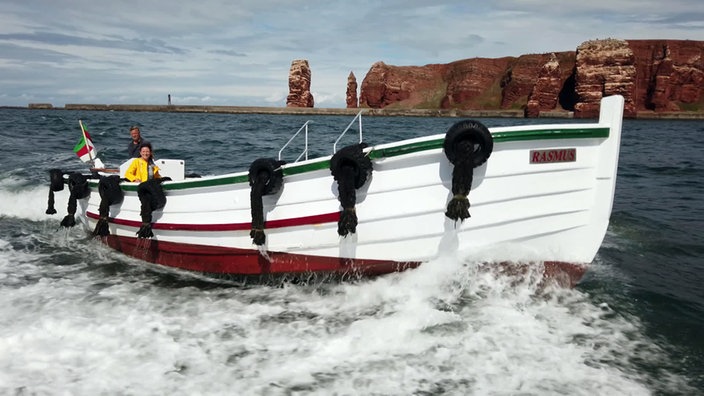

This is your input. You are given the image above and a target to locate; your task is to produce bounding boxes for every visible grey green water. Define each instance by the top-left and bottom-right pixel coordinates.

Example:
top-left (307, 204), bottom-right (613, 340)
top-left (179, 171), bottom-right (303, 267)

top-left (0, 109), bottom-right (701, 395)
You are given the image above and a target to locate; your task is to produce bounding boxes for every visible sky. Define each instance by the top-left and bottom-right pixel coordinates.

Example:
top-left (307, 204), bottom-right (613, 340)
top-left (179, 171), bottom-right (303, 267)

top-left (1, 1), bottom-right (702, 108)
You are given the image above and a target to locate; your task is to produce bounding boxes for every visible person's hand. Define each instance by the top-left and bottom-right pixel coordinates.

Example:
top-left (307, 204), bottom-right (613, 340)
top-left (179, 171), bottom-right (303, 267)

top-left (134, 178), bottom-right (141, 182)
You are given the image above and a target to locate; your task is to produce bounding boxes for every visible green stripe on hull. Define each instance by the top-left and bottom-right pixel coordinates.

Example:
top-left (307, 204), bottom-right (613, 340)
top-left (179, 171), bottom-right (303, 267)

top-left (492, 127), bottom-right (609, 142)
top-left (94, 126), bottom-right (610, 191)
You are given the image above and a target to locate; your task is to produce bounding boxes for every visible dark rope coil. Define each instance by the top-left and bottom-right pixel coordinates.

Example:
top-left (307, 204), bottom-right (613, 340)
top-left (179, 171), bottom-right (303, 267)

top-left (46, 169), bottom-right (64, 215)
top-left (329, 143), bottom-right (372, 237)
top-left (442, 120), bottom-right (493, 223)
top-left (445, 140), bottom-right (475, 221)
top-left (93, 175), bottom-right (124, 237)
top-left (60, 173), bottom-right (90, 228)
top-left (248, 158), bottom-right (285, 246)
top-left (136, 179), bottom-right (166, 238)
top-left (46, 189), bottom-right (57, 215)
top-left (249, 172), bottom-right (268, 246)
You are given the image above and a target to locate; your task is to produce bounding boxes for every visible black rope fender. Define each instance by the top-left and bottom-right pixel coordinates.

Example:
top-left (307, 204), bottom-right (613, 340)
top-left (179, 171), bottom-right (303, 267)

top-left (60, 173), bottom-right (90, 228)
top-left (93, 175), bottom-right (124, 237)
top-left (248, 158), bottom-right (285, 245)
top-left (442, 120), bottom-right (493, 223)
top-left (46, 169), bottom-right (64, 215)
top-left (136, 179), bottom-right (167, 238)
top-left (329, 143), bottom-right (372, 237)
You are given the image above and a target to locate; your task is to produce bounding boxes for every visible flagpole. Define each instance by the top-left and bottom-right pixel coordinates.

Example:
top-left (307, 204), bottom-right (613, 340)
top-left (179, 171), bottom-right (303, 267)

top-left (78, 119), bottom-right (94, 165)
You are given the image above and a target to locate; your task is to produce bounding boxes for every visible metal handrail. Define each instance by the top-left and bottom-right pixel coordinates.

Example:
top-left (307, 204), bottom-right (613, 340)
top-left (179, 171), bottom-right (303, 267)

top-left (278, 120), bottom-right (311, 162)
top-left (333, 111), bottom-right (363, 154)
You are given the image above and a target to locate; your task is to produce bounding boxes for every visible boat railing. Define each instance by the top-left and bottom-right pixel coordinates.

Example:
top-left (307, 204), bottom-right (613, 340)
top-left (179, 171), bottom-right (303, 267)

top-left (333, 111), bottom-right (364, 154)
top-left (278, 120), bottom-right (311, 162)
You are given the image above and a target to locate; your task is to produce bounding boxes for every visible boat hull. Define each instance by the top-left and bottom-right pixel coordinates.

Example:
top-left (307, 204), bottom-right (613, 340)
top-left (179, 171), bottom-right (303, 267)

top-left (73, 95), bottom-right (624, 284)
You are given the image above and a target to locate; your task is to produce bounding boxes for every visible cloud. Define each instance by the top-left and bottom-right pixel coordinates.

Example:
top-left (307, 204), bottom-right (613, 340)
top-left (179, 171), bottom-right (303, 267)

top-left (0, 0), bottom-right (702, 107)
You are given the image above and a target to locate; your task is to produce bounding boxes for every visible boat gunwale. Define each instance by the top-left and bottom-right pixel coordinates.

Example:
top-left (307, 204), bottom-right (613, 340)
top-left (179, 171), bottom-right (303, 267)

top-left (89, 125), bottom-right (610, 192)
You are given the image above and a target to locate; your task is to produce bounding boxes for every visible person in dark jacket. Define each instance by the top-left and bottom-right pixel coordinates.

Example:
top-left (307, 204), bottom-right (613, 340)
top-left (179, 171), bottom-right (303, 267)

top-left (127, 125), bottom-right (150, 158)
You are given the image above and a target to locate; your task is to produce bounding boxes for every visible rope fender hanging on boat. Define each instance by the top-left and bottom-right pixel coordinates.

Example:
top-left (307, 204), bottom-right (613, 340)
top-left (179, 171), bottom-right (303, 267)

top-left (93, 175), bottom-right (124, 237)
top-left (329, 143), bottom-right (372, 237)
top-left (443, 120), bottom-right (493, 223)
top-left (60, 173), bottom-right (91, 228)
top-left (248, 158), bottom-right (286, 246)
top-left (136, 179), bottom-right (167, 238)
top-left (46, 169), bottom-right (65, 215)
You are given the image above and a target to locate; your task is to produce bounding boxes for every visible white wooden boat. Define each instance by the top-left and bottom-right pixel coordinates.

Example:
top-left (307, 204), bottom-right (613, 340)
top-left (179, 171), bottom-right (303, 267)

top-left (47, 95), bottom-right (624, 284)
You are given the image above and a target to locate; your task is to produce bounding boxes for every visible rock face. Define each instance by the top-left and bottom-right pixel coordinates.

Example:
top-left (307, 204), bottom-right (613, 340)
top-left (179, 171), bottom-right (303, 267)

top-left (359, 54), bottom-right (575, 113)
top-left (628, 39), bottom-right (704, 112)
top-left (346, 72), bottom-right (358, 108)
top-left (502, 54), bottom-right (553, 110)
top-left (442, 58), bottom-right (513, 109)
top-left (286, 59), bottom-right (314, 108)
top-left (358, 39), bottom-right (704, 117)
top-left (359, 61), bottom-right (447, 108)
top-left (526, 53), bottom-right (565, 117)
top-left (574, 39), bottom-right (637, 118)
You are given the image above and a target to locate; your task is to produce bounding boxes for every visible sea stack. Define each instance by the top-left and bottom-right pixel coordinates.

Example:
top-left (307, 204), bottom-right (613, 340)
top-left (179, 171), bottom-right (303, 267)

top-left (346, 71), bottom-right (358, 108)
top-left (286, 59), bottom-right (314, 107)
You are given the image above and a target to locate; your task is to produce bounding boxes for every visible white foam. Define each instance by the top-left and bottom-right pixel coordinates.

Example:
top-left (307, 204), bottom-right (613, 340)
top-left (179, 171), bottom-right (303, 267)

top-left (0, 179), bottom-right (71, 221)
top-left (0, 186), bottom-right (693, 394)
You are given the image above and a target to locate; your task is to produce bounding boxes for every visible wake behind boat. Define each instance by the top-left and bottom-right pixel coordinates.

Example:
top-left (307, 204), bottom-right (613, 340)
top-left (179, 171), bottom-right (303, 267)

top-left (46, 95), bottom-right (624, 285)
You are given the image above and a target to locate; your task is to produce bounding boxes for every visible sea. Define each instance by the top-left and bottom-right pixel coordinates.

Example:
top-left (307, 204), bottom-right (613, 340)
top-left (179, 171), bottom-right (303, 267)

top-left (0, 108), bottom-right (702, 396)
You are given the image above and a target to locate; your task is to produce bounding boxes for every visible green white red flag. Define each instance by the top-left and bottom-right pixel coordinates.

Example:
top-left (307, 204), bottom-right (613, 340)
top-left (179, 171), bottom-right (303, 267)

top-left (73, 123), bottom-right (96, 162)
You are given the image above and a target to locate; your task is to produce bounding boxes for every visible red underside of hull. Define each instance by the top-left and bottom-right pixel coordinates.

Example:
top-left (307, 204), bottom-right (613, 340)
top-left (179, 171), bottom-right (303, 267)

top-left (100, 236), bottom-right (587, 287)
top-left (103, 235), bottom-right (420, 277)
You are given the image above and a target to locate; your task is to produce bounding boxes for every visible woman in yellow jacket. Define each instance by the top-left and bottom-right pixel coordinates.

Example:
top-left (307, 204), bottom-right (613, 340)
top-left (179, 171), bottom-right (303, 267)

top-left (125, 143), bottom-right (161, 182)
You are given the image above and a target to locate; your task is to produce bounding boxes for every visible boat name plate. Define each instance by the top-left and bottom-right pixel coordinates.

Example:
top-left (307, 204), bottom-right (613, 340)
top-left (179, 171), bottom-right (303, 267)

top-left (530, 148), bottom-right (576, 164)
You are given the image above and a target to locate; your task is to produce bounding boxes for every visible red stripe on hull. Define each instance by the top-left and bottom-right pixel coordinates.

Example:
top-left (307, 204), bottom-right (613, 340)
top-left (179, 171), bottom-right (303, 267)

top-left (86, 211), bottom-right (340, 231)
top-left (101, 235), bottom-right (420, 276)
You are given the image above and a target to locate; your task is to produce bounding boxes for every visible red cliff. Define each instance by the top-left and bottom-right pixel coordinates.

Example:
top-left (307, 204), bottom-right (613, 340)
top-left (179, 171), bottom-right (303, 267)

top-left (627, 40), bottom-right (704, 112)
top-left (359, 61), bottom-right (448, 108)
top-left (358, 39), bottom-right (704, 117)
top-left (525, 52), bottom-right (575, 117)
top-left (574, 39), bottom-right (638, 118)
top-left (442, 57), bottom-right (513, 109)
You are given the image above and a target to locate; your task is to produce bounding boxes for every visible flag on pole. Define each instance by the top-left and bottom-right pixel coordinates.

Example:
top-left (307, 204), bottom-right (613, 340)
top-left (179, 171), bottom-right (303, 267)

top-left (73, 122), bottom-right (97, 163)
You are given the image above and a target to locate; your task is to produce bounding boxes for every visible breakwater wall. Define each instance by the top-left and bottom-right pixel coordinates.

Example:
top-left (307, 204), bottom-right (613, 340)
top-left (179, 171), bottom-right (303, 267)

top-left (17, 103), bottom-right (704, 119)
top-left (26, 103), bottom-right (529, 118)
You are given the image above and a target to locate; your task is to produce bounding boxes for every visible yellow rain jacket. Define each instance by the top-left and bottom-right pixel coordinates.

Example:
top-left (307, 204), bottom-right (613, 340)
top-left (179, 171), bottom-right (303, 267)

top-left (125, 158), bottom-right (161, 182)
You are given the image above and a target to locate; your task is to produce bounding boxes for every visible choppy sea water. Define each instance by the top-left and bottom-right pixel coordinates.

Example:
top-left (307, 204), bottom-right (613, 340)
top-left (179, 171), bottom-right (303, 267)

top-left (0, 108), bottom-right (702, 395)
